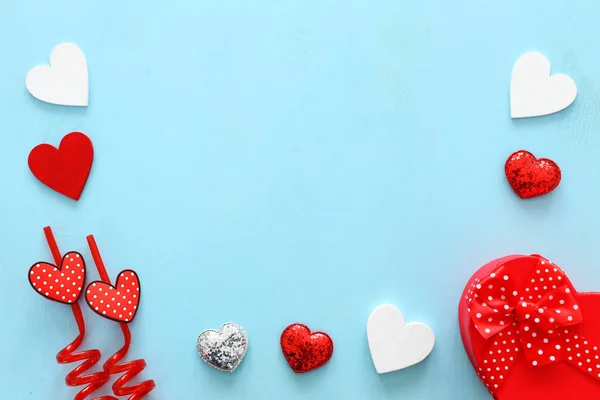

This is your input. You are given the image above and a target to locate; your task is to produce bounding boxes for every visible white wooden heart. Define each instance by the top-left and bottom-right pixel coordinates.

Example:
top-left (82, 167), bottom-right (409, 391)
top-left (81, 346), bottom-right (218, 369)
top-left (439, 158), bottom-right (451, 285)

top-left (367, 304), bottom-right (435, 374)
top-left (26, 43), bottom-right (89, 107)
top-left (510, 52), bottom-right (577, 119)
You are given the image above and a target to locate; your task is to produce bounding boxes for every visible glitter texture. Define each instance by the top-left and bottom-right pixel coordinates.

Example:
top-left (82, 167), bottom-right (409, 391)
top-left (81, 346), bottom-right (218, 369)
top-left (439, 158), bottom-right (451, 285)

top-left (196, 323), bottom-right (248, 372)
top-left (280, 323), bottom-right (334, 374)
top-left (505, 150), bottom-right (561, 199)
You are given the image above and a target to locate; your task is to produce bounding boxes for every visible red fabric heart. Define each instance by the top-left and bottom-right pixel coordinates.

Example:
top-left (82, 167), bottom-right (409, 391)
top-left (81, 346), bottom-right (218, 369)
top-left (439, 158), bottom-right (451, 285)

top-left (28, 252), bottom-right (86, 304)
top-left (280, 323), bottom-right (334, 373)
top-left (85, 270), bottom-right (140, 323)
top-left (28, 132), bottom-right (93, 200)
top-left (459, 255), bottom-right (600, 399)
top-left (505, 150), bottom-right (561, 199)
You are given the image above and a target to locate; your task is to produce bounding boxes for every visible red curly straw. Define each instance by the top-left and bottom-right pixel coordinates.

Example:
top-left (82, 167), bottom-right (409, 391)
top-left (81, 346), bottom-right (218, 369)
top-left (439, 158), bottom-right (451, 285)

top-left (43, 226), bottom-right (117, 400)
top-left (86, 234), bottom-right (156, 399)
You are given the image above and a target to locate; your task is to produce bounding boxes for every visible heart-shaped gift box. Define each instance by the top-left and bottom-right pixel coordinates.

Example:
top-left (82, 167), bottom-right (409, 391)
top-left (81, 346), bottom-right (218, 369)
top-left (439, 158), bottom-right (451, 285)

top-left (458, 254), bottom-right (600, 399)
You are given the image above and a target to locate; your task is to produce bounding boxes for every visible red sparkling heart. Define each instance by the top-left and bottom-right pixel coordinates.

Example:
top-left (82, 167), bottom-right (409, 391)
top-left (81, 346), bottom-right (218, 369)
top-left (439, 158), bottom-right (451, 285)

top-left (505, 150), bottom-right (561, 199)
top-left (85, 270), bottom-right (141, 323)
top-left (28, 252), bottom-right (86, 304)
top-left (28, 131), bottom-right (93, 201)
top-left (280, 323), bottom-right (334, 373)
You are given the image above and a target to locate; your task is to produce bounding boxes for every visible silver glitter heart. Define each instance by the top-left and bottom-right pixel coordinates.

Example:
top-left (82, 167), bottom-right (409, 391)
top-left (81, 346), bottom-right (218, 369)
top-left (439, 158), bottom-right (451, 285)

top-left (196, 323), bottom-right (248, 372)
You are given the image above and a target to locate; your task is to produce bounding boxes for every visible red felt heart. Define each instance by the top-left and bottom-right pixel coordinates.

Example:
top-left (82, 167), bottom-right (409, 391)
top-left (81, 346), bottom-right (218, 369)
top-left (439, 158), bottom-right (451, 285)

top-left (459, 255), bottom-right (600, 399)
top-left (28, 252), bottom-right (86, 304)
top-left (280, 323), bottom-right (334, 373)
top-left (85, 270), bottom-right (140, 323)
top-left (505, 150), bottom-right (561, 199)
top-left (28, 131), bottom-right (93, 200)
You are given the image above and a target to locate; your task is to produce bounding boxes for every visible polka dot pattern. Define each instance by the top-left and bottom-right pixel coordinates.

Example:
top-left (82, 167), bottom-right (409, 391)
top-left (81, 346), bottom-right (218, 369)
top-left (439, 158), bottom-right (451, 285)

top-left (85, 270), bottom-right (140, 323)
top-left (467, 256), bottom-right (600, 395)
top-left (28, 252), bottom-right (85, 304)
top-left (474, 323), bottom-right (520, 393)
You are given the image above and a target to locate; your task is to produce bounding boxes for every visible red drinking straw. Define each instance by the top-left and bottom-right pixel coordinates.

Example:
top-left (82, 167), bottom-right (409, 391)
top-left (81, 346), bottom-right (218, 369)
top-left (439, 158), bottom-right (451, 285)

top-left (43, 226), bottom-right (117, 400)
top-left (86, 234), bottom-right (156, 399)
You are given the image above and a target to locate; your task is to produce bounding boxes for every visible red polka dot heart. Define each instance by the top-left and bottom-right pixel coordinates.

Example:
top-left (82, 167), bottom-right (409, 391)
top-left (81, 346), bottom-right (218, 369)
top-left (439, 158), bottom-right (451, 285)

top-left (85, 270), bottom-right (140, 323)
top-left (28, 252), bottom-right (86, 304)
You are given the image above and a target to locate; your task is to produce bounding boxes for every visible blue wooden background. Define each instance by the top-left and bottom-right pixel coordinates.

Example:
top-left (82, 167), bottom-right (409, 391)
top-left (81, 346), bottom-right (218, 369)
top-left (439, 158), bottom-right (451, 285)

top-left (1, 0), bottom-right (600, 398)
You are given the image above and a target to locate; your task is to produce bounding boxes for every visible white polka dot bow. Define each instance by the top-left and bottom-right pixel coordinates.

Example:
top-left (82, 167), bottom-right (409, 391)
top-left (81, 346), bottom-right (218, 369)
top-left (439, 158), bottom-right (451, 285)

top-left (467, 255), bottom-right (600, 394)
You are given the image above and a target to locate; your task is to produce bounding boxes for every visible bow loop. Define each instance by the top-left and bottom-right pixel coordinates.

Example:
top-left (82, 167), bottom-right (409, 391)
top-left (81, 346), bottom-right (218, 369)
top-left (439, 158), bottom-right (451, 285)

top-left (468, 264), bottom-right (520, 339)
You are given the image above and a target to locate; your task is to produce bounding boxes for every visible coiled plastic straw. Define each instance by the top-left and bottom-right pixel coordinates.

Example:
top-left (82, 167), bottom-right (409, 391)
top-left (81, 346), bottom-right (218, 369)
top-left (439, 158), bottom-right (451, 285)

top-left (86, 234), bottom-right (156, 399)
top-left (43, 226), bottom-right (117, 400)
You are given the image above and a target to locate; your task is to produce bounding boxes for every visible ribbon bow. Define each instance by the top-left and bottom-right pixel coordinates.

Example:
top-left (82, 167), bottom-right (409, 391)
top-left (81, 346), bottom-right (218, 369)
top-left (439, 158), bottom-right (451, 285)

top-left (467, 256), bottom-right (600, 395)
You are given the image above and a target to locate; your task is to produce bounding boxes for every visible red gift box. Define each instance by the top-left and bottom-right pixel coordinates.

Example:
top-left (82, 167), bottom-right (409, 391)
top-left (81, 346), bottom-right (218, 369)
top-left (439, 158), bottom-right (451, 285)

top-left (458, 254), bottom-right (600, 399)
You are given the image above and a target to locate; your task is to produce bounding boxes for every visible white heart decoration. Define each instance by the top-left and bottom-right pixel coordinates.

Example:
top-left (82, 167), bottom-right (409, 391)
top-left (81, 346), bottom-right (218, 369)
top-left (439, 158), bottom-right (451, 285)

top-left (366, 304), bottom-right (435, 374)
top-left (510, 52), bottom-right (577, 119)
top-left (26, 43), bottom-right (89, 107)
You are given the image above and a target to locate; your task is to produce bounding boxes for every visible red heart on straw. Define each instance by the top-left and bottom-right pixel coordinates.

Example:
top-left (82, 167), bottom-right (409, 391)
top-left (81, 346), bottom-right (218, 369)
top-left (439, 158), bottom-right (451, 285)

top-left (28, 252), bottom-right (86, 304)
top-left (85, 270), bottom-right (141, 323)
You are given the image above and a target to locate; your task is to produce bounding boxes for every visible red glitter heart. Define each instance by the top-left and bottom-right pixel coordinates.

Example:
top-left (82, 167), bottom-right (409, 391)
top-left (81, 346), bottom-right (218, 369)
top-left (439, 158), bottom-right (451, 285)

top-left (85, 270), bottom-right (141, 323)
top-left (28, 131), bottom-right (93, 200)
top-left (28, 252), bottom-right (86, 304)
top-left (280, 323), bottom-right (334, 373)
top-left (505, 150), bottom-right (561, 199)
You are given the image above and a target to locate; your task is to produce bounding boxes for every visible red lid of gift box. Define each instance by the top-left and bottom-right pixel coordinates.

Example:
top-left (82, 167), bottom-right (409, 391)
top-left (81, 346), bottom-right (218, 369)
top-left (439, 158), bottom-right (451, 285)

top-left (459, 254), bottom-right (600, 400)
